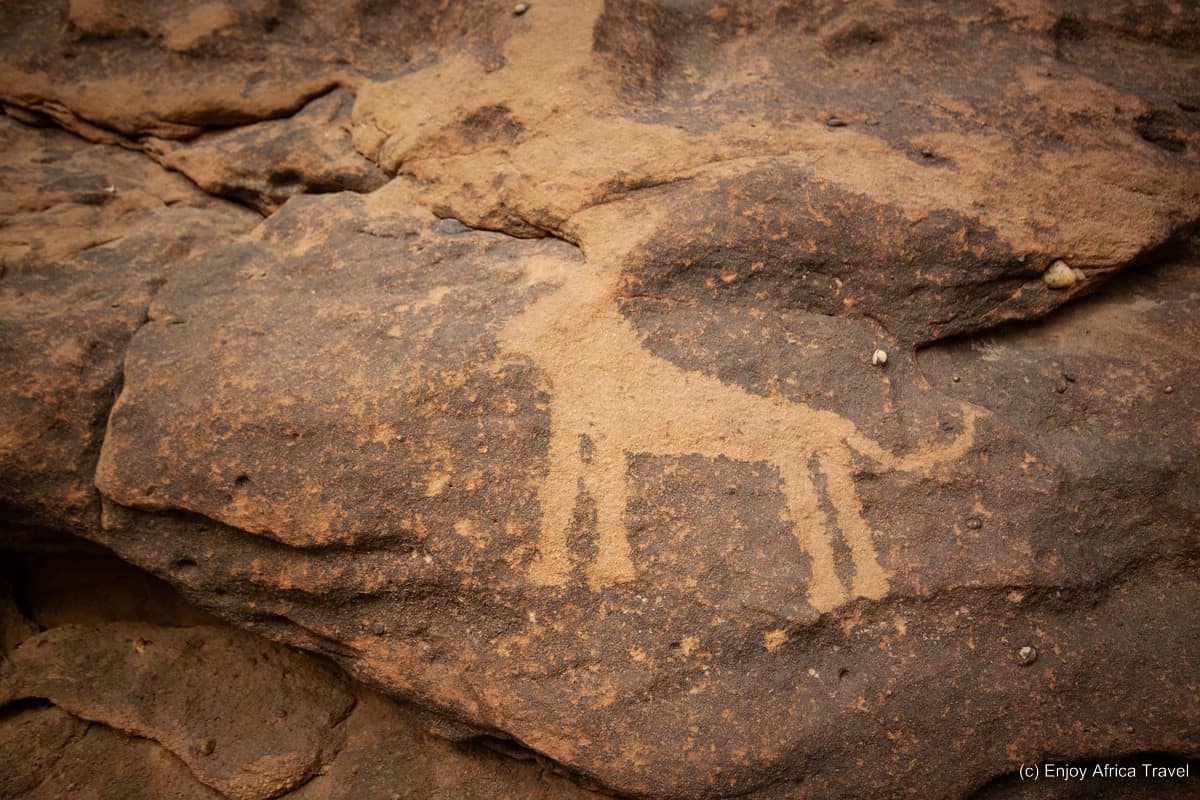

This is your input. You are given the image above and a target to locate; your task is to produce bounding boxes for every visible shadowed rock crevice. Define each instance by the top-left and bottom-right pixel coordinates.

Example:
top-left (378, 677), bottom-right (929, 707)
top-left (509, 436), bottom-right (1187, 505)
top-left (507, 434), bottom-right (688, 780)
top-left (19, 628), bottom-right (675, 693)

top-left (0, 550), bottom-right (610, 800)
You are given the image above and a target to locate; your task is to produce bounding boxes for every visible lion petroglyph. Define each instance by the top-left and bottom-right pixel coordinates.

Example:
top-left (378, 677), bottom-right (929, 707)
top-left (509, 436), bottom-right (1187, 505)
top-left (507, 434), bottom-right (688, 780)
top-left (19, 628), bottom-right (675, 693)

top-left (498, 256), bottom-right (978, 612)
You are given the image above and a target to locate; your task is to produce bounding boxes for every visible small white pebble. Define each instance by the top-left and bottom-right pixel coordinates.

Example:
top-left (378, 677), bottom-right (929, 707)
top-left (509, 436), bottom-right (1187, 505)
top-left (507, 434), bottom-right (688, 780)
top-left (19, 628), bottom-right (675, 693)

top-left (104, 185), bottom-right (116, 193)
top-left (871, 349), bottom-right (888, 366)
top-left (1017, 645), bottom-right (1038, 666)
top-left (513, 2), bottom-right (529, 14)
top-left (1043, 259), bottom-right (1082, 289)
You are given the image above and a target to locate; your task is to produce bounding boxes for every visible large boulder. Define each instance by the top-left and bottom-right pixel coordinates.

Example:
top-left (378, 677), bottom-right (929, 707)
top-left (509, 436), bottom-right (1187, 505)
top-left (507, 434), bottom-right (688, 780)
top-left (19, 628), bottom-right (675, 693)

top-left (1, 1), bottom-right (1198, 798)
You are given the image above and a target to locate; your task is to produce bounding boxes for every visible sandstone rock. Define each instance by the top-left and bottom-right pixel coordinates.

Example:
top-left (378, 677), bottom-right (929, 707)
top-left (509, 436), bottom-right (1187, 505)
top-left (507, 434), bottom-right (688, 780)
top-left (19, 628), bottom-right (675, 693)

top-left (350, 0), bottom-right (1198, 265)
top-left (0, 704), bottom-right (88, 798)
top-left (90, 183), bottom-right (1200, 796)
top-left (0, 0), bottom-right (515, 140)
top-left (0, 1), bottom-right (1198, 798)
top-left (291, 691), bottom-right (604, 800)
top-left (145, 89), bottom-right (390, 214)
top-left (0, 116), bottom-right (255, 537)
top-left (0, 551), bottom-right (606, 800)
top-left (0, 705), bottom-right (224, 800)
top-left (0, 622), bottom-right (357, 799)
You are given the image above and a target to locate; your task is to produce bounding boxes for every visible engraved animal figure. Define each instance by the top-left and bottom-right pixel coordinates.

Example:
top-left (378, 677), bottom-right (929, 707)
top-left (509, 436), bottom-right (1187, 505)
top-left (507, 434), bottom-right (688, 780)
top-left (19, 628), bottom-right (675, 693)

top-left (498, 258), bottom-right (977, 612)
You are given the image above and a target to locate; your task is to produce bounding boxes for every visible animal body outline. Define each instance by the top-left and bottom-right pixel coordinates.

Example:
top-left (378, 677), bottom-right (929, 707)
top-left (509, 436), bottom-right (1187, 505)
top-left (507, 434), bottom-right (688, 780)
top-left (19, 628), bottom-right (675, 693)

top-left (497, 254), bottom-right (978, 613)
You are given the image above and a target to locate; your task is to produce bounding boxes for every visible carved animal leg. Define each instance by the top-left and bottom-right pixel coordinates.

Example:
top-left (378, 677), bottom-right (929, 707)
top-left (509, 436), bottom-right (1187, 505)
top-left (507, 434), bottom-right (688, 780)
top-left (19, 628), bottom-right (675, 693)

top-left (583, 444), bottom-right (635, 590)
top-left (817, 452), bottom-right (891, 601)
top-left (528, 423), bottom-right (584, 586)
top-left (779, 462), bottom-right (846, 613)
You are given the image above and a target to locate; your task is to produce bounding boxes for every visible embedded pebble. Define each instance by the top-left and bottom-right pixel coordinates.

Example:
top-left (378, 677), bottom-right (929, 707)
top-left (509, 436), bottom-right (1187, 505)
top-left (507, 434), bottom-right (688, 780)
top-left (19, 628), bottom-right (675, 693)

top-left (1017, 646), bottom-right (1038, 666)
top-left (826, 117), bottom-right (847, 127)
top-left (1043, 259), bottom-right (1085, 289)
top-left (871, 349), bottom-right (888, 366)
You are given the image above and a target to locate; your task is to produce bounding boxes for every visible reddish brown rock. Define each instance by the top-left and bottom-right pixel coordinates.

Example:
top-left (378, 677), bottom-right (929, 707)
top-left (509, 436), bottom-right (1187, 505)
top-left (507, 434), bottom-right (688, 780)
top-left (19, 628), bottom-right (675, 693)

top-left (0, 552), bottom-right (606, 800)
top-left (0, 705), bottom-right (224, 800)
top-left (0, 622), bottom-right (358, 799)
top-left (0, 1), bottom-right (1198, 798)
top-left (145, 89), bottom-right (390, 214)
top-left (0, 0), bottom-right (516, 140)
top-left (350, 0), bottom-right (1198, 260)
top-left (291, 691), bottom-right (605, 800)
top-left (0, 116), bottom-right (255, 537)
top-left (89, 184), bottom-right (1200, 796)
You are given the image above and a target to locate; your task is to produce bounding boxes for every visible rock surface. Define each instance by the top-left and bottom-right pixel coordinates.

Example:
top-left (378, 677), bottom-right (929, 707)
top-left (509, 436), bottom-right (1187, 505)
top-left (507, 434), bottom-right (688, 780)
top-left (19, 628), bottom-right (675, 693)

top-left (0, 553), bottom-right (604, 800)
top-left (1, 1), bottom-right (1199, 798)
top-left (145, 89), bottom-right (390, 214)
top-left (0, 116), bottom-right (256, 537)
top-left (1, 622), bottom-right (358, 799)
top-left (0, 704), bottom-right (225, 800)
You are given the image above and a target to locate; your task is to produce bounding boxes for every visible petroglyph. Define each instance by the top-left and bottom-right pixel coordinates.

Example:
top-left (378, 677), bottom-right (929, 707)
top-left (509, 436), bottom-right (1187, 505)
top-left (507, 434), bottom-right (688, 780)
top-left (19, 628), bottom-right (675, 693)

top-left (499, 255), bottom-right (979, 612)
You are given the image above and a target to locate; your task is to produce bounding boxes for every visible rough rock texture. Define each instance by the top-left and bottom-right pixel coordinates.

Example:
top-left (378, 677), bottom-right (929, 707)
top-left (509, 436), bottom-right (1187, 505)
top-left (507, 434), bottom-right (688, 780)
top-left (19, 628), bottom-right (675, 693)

top-left (0, 553), bottom-right (605, 800)
top-left (0, 704), bottom-right (225, 800)
top-left (1, 1), bottom-right (1199, 798)
top-left (145, 89), bottom-right (390, 214)
top-left (1, 623), bottom-right (358, 799)
top-left (0, 115), bottom-right (256, 537)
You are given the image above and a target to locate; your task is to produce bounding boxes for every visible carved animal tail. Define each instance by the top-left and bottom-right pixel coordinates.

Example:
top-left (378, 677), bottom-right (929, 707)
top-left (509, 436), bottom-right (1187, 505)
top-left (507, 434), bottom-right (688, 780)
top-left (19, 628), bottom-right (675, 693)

top-left (845, 405), bottom-right (983, 473)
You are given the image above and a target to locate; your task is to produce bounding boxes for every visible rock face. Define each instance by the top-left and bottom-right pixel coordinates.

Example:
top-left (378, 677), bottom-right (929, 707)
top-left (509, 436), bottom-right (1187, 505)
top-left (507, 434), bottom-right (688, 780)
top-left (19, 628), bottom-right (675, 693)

top-left (2, 622), bottom-right (358, 799)
top-left (0, 554), bottom-right (604, 800)
top-left (1, 1), bottom-right (1199, 799)
top-left (146, 88), bottom-right (390, 214)
top-left (0, 116), bottom-right (257, 537)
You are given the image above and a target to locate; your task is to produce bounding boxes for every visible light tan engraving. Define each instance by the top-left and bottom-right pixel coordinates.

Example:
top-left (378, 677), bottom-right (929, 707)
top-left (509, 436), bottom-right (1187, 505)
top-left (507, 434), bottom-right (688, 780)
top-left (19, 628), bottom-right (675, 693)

top-left (499, 257), bottom-right (978, 612)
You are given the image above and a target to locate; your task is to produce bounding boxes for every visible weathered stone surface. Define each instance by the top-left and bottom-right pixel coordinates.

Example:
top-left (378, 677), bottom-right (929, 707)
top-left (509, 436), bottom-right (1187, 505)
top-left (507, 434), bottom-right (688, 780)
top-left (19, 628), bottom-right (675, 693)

top-left (146, 89), bottom-right (390, 214)
top-left (0, 704), bottom-right (224, 800)
top-left (0, 115), bottom-right (255, 537)
top-left (90, 184), bottom-right (1200, 796)
top-left (350, 0), bottom-right (1198, 260)
top-left (292, 691), bottom-right (604, 800)
top-left (1, 1), bottom-right (1198, 798)
top-left (0, 552), bottom-right (605, 800)
top-left (0, 0), bottom-right (515, 139)
top-left (0, 622), bottom-right (358, 799)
